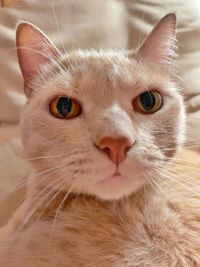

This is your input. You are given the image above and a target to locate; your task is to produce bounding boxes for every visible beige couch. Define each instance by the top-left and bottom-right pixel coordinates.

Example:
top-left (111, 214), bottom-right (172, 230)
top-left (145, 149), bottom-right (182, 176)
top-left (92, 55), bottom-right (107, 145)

top-left (0, 0), bottom-right (200, 223)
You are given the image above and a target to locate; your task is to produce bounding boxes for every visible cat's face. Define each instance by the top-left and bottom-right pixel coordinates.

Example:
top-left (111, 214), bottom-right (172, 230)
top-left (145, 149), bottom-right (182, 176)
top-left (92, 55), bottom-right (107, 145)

top-left (17, 14), bottom-right (185, 200)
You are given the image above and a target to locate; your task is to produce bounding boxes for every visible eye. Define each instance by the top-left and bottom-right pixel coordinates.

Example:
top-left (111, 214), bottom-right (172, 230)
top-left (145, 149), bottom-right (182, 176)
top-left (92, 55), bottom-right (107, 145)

top-left (49, 96), bottom-right (81, 119)
top-left (132, 91), bottom-right (163, 114)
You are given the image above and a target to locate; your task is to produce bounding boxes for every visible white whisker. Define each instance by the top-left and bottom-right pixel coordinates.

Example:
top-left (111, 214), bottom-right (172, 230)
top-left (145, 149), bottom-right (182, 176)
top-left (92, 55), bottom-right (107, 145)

top-left (156, 168), bottom-right (200, 196)
top-left (51, 3), bottom-right (67, 55)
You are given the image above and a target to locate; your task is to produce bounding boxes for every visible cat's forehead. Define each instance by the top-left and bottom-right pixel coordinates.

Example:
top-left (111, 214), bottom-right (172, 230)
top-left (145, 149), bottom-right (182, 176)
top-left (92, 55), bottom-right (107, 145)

top-left (61, 49), bottom-right (132, 65)
top-left (56, 50), bottom-right (171, 94)
top-left (57, 50), bottom-right (139, 100)
top-left (60, 50), bottom-right (135, 82)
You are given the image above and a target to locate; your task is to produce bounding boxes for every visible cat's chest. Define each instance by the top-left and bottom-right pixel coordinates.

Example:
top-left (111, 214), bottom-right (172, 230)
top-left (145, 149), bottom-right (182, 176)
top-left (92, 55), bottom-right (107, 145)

top-left (1, 195), bottom-right (200, 267)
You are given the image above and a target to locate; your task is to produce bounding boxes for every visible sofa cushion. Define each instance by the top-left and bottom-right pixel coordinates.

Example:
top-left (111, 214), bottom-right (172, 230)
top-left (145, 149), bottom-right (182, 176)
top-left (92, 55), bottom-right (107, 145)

top-left (0, 0), bottom-right (127, 122)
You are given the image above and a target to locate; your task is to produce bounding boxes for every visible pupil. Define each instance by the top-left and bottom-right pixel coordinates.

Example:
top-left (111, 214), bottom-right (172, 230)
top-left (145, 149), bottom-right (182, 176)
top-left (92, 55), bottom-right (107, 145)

top-left (57, 97), bottom-right (72, 116)
top-left (140, 92), bottom-right (155, 110)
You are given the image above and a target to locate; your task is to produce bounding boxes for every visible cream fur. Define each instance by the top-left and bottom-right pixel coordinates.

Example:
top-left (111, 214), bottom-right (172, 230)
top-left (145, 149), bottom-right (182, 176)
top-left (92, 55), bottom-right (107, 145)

top-left (0, 14), bottom-right (199, 266)
top-left (0, 150), bottom-right (200, 266)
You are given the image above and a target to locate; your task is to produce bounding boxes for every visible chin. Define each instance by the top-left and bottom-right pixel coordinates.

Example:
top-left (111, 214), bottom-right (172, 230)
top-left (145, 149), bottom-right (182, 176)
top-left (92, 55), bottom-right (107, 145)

top-left (89, 174), bottom-right (146, 201)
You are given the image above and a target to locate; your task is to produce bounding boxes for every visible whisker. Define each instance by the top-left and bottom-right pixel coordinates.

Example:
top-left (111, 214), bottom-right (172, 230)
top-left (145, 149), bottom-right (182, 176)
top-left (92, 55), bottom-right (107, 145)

top-left (153, 174), bottom-right (183, 198)
top-left (0, 159), bottom-right (70, 199)
top-left (149, 154), bottom-right (200, 169)
top-left (151, 177), bottom-right (168, 197)
top-left (156, 168), bottom-right (200, 196)
top-left (167, 157), bottom-right (200, 165)
top-left (50, 175), bottom-right (80, 237)
top-left (165, 167), bottom-right (200, 187)
top-left (18, 174), bottom-right (67, 231)
top-left (146, 172), bottom-right (173, 200)
top-left (51, 3), bottom-right (67, 54)
top-left (160, 167), bottom-right (200, 188)
top-left (145, 174), bottom-right (160, 195)
top-left (33, 178), bottom-right (67, 225)
top-left (16, 46), bottom-right (65, 69)
top-left (164, 144), bottom-right (200, 150)
top-left (0, 154), bottom-right (63, 168)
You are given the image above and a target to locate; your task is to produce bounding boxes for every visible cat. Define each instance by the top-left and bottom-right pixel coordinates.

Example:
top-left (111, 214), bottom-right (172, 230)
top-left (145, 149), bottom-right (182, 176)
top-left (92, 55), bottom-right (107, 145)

top-left (0, 13), bottom-right (200, 266)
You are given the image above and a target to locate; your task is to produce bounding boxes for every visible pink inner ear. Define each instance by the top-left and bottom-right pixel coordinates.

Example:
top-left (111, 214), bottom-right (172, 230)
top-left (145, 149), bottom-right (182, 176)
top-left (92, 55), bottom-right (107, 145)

top-left (137, 13), bottom-right (176, 65)
top-left (16, 22), bottom-right (61, 97)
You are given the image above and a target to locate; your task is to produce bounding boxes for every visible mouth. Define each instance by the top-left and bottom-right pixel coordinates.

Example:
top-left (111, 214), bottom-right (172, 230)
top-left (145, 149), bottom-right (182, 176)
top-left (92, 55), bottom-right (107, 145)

top-left (98, 170), bottom-right (128, 185)
top-left (108, 171), bottom-right (121, 179)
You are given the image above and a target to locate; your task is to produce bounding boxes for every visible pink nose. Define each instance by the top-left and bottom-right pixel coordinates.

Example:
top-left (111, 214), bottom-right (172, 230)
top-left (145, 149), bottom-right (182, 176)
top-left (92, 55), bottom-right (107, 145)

top-left (96, 137), bottom-right (133, 164)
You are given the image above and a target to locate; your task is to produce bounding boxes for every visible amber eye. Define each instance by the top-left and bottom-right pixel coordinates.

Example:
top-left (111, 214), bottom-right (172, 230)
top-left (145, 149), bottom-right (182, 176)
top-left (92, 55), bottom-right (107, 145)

top-left (132, 91), bottom-right (163, 114)
top-left (49, 96), bottom-right (81, 119)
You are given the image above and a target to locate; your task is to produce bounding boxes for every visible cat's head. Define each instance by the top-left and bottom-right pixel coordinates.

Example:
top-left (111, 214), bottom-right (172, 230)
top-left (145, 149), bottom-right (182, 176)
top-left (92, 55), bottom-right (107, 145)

top-left (17, 13), bottom-right (185, 200)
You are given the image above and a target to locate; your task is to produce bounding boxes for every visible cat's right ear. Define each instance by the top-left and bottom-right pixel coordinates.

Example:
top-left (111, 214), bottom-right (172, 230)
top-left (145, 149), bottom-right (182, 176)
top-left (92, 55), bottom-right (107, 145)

top-left (16, 22), bottom-right (61, 98)
top-left (136, 13), bottom-right (177, 68)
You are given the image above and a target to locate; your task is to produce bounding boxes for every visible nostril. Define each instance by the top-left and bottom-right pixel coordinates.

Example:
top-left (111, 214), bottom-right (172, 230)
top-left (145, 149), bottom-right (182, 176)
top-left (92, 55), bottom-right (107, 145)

top-left (103, 147), bottom-right (110, 155)
top-left (124, 146), bottom-right (130, 154)
top-left (94, 143), bottom-right (110, 155)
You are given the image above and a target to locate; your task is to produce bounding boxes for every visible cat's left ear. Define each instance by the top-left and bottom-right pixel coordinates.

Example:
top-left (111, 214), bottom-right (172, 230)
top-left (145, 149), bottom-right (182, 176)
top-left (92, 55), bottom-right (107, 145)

top-left (136, 13), bottom-right (177, 67)
top-left (16, 22), bottom-right (61, 98)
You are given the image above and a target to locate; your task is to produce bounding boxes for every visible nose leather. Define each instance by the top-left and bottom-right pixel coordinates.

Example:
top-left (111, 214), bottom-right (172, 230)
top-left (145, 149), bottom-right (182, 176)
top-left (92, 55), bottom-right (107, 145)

top-left (96, 136), bottom-right (133, 164)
